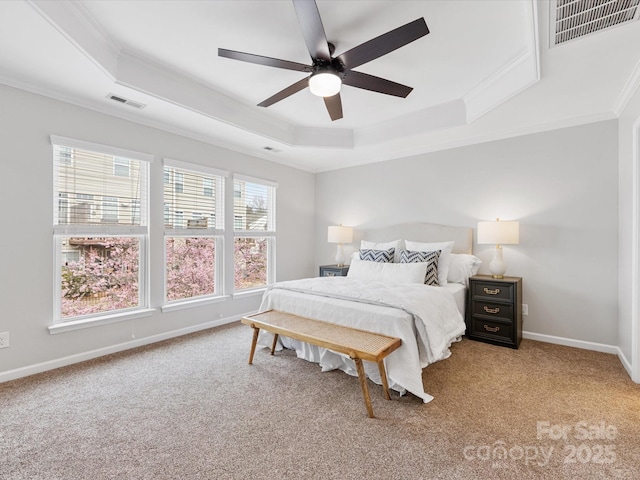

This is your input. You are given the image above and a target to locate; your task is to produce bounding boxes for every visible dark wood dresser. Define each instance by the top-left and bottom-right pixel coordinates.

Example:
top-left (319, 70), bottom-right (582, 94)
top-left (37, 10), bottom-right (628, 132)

top-left (466, 275), bottom-right (522, 349)
top-left (319, 264), bottom-right (350, 277)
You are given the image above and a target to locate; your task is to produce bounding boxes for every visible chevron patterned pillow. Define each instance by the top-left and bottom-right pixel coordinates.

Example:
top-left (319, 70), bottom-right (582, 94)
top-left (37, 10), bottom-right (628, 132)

top-left (359, 248), bottom-right (394, 263)
top-left (399, 249), bottom-right (441, 286)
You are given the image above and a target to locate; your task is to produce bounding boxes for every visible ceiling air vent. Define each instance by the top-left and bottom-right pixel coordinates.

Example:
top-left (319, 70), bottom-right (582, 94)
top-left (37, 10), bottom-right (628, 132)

top-left (106, 93), bottom-right (146, 110)
top-left (551, 0), bottom-right (640, 46)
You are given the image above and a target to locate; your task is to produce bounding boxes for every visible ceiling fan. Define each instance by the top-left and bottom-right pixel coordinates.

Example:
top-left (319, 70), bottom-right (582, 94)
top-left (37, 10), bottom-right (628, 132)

top-left (218, 0), bottom-right (429, 121)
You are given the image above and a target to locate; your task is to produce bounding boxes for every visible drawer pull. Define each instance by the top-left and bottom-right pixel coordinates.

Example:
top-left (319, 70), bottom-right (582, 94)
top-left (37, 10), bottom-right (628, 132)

top-left (484, 324), bottom-right (500, 333)
top-left (483, 287), bottom-right (501, 295)
top-left (483, 306), bottom-right (500, 314)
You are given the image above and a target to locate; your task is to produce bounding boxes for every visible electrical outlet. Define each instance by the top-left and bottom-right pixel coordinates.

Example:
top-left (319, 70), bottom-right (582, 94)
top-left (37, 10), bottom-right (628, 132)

top-left (522, 304), bottom-right (528, 316)
top-left (0, 332), bottom-right (9, 349)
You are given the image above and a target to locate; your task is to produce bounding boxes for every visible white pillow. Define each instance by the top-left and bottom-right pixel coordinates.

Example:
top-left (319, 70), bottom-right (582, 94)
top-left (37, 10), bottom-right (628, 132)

top-left (347, 257), bottom-right (427, 284)
top-left (361, 239), bottom-right (402, 262)
top-left (405, 240), bottom-right (455, 286)
top-left (447, 254), bottom-right (481, 286)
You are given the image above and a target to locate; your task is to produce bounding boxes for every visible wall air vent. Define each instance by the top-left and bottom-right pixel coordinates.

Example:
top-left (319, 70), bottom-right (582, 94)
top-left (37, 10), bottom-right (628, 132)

top-left (551, 0), bottom-right (640, 46)
top-left (106, 93), bottom-right (146, 109)
top-left (262, 146), bottom-right (282, 153)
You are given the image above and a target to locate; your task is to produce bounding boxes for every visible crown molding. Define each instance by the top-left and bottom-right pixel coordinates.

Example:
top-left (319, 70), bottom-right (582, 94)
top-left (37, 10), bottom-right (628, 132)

top-left (25, 0), bottom-right (544, 154)
top-left (28, 0), bottom-right (120, 80)
top-left (614, 58), bottom-right (640, 116)
top-left (315, 110), bottom-right (617, 173)
top-left (464, 0), bottom-right (540, 122)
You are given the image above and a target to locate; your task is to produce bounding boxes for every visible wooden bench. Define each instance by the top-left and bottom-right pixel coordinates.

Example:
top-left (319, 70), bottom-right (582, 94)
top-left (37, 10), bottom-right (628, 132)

top-left (240, 310), bottom-right (402, 418)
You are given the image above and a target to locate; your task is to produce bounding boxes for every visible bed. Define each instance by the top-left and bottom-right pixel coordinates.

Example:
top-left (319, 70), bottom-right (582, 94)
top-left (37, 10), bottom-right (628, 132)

top-left (257, 223), bottom-right (480, 403)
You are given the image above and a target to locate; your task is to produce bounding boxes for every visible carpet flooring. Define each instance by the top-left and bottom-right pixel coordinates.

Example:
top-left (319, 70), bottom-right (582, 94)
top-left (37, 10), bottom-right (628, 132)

top-left (1, 322), bottom-right (639, 479)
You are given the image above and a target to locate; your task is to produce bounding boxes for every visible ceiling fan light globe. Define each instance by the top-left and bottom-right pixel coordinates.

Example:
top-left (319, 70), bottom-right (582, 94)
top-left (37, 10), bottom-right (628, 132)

top-left (309, 72), bottom-right (341, 97)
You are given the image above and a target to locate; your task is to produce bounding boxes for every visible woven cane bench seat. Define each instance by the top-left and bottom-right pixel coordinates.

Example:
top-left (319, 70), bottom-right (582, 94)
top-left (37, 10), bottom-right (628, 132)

top-left (241, 310), bottom-right (402, 418)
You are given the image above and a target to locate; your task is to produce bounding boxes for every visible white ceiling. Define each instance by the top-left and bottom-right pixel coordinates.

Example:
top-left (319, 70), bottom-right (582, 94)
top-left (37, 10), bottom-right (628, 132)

top-left (1, 0), bottom-right (639, 172)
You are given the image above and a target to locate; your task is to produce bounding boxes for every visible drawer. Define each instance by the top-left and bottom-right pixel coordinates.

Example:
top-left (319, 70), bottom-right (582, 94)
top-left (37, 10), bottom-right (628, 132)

top-left (471, 317), bottom-right (513, 341)
top-left (322, 269), bottom-right (341, 277)
top-left (320, 266), bottom-right (349, 277)
top-left (472, 301), bottom-right (513, 321)
top-left (472, 281), bottom-right (514, 302)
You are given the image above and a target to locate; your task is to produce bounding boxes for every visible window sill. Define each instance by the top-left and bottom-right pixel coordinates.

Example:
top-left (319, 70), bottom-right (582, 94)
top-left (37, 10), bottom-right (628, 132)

top-left (49, 308), bottom-right (155, 335)
top-left (161, 295), bottom-right (230, 313)
top-left (232, 287), bottom-right (267, 299)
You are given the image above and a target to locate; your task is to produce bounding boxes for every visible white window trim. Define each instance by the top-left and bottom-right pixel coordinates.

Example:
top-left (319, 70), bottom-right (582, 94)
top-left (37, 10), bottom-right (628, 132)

top-left (52, 136), bottom-right (151, 326)
top-left (163, 158), bottom-right (227, 306)
top-left (232, 174), bottom-right (277, 291)
top-left (49, 308), bottom-right (155, 334)
top-left (161, 294), bottom-right (231, 313)
top-left (164, 158), bottom-right (228, 178)
top-left (232, 288), bottom-right (267, 299)
top-left (233, 173), bottom-right (277, 188)
top-left (50, 135), bottom-right (154, 163)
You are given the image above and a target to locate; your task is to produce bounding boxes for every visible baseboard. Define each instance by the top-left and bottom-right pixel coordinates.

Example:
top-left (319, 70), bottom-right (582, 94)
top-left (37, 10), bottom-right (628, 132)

top-left (0, 312), bottom-right (253, 384)
top-left (2, 322), bottom-right (630, 384)
top-left (525, 332), bottom-right (636, 383)
top-left (523, 330), bottom-right (618, 354)
top-left (616, 347), bottom-right (634, 380)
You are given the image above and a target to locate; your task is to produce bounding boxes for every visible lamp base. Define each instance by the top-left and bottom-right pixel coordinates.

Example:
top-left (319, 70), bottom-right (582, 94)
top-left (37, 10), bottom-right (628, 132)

top-left (489, 245), bottom-right (507, 279)
top-left (335, 243), bottom-right (345, 267)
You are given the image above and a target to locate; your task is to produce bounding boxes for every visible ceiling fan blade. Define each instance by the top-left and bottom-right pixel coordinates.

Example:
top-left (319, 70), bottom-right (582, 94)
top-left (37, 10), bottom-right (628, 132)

top-left (218, 48), bottom-right (311, 72)
top-left (323, 93), bottom-right (343, 121)
top-left (342, 70), bottom-right (413, 98)
top-left (258, 77), bottom-right (310, 107)
top-left (292, 0), bottom-right (331, 61)
top-left (336, 18), bottom-right (429, 69)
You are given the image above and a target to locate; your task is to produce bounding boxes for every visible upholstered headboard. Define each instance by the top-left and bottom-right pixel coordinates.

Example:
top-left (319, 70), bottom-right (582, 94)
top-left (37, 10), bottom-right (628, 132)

top-left (360, 223), bottom-right (473, 254)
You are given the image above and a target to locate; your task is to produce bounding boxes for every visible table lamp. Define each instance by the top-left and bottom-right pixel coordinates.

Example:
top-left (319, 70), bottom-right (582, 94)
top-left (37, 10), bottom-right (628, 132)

top-left (327, 225), bottom-right (353, 267)
top-left (477, 218), bottom-right (519, 278)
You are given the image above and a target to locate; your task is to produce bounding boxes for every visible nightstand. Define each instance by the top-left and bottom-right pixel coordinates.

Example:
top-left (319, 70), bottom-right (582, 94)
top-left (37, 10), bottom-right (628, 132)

top-left (466, 275), bottom-right (522, 349)
top-left (319, 264), bottom-right (350, 277)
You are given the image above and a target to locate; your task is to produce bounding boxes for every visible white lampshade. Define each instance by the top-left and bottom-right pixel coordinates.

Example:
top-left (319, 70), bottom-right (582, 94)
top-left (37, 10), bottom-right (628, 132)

top-left (309, 72), bottom-right (342, 97)
top-left (327, 225), bottom-right (353, 244)
top-left (477, 220), bottom-right (519, 245)
top-left (477, 219), bottom-right (519, 279)
top-left (327, 225), bottom-right (353, 267)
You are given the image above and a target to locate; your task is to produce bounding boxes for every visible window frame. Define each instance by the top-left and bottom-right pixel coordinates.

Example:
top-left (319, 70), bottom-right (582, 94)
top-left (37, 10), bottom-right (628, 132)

top-left (232, 173), bottom-right (277, 294)
top-left (163, 158), bottom-right (228, 307)
top-left (50, 135), bottom-right (152, 331)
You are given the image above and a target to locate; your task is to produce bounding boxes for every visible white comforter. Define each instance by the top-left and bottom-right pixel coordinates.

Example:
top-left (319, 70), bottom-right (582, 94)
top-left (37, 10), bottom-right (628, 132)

top-left (257, 277), bottom-right (465, 403)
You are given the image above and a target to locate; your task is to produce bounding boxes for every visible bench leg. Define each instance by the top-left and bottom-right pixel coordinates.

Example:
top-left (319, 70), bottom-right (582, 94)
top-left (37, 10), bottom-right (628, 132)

top-left (354, 358), bottom-right (374, 418)
top-left (270, 333), bottom-right (279, 355)
top-left (248, 327), bottom-right (260, 365)
top-left (377, 360), bottom-right (392, 401)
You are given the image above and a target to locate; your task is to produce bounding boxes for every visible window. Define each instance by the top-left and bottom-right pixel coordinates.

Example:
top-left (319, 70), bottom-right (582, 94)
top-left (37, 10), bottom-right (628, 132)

top-left (174, 211), bottom-right (184, 229)
top-left (59, 146), bottom-right (72, 165)
top-left (164, 159), bottom-right (226, 303)
top-left (203, 177), bottom-right (213, 197)
top-left (113, 157), bottom-right (130, 177)
top-left (58, 193), bottom-right (69, 224)
top-left (174, 172), bottom-right (184, 194)
top-left (52, 135), bottom-right (151, 323)
top-left (233, 175), bottom-right (276, 291)
top-left (102, 196), bottom-right (118, 223)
